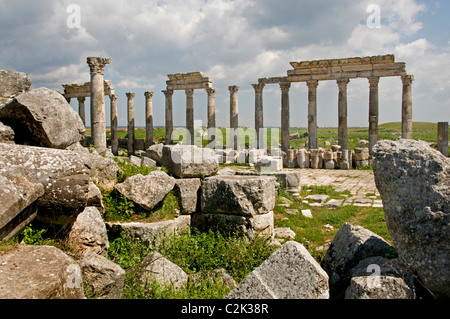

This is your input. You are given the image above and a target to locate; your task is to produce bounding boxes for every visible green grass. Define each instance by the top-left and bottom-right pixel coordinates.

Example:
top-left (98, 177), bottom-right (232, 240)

top-left (109, 229), bottom-right (275, 299)
top-left (89, 122), bottom-right (446, 151)
top-left (274, 186), bottom-right (392, 261)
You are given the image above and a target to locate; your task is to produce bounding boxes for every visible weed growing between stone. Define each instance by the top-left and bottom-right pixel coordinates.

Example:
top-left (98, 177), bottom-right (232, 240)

top-left (109, 229), bottom-right (275, 299)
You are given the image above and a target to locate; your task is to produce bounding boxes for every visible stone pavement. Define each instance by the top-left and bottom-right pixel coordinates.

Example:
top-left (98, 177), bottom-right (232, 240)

top-left (295, 169), bottom-right (383, 208)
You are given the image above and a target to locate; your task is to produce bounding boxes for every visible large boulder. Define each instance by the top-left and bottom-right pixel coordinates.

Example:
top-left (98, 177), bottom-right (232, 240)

top-left (114, 171), bottom-right (176, 210)
top-left (372, 139), bottom-right (450, 298)
top-left (321, 223), bottom-right (392, 297)
top-left (161, 145), bottom-right (219, 178)
top-left (201, 175), bottom-right (277, 217)
top-left (0, 245), bottom-right (85, 299)
top-left (226, 241), bottom-right (329, 299)
top-left (0, 87), bottom-right (85, 149)
top-left (0, 168), bottom-right (44, 240)
top-left (0, 69), bottom-right (31, 97)
top-left (0, 143), bottom-right (91, 230)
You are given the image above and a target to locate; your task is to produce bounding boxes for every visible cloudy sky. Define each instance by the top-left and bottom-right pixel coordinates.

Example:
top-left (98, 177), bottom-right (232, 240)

top-left (1, 0), bottom-right (449, 129)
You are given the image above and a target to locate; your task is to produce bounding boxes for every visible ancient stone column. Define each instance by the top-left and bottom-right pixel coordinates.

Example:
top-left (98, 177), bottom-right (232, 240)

top-left (185, 88), bottom-right (195, 145)
top-left (206, 88), bottom-right (216, 147)
top-left (307, 80), bottom-right (319, 150)
top-left (253, 83), bottom-right (265, 149)
top-left (280, 81), bottom-right (291, 153)
top-left (144, 91), bottom-right (154, 149)
top-left (401, 75), bottom-right (414, 139)
top-left (110, 94), bottom-right (119, 156)
top-left (438, 122), bottom-right (449, 157)
top-left (337, 78), bottom-right (349, 150)
top-left (368, 77), bottom-right (380, 155)
top-left (87, 57), bottom-right (111, 152)
top-left (126, 92), bottom-right (136, 156)
top-left (163, 89), bottom-right (174, 145)
top-left (229, 86), bottom-right (240, 150)
top-left (77, 97), bottom-right (86, 126)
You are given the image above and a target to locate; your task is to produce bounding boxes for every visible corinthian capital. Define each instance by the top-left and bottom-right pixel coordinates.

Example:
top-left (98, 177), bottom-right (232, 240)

top-left (87, 57), bottom-right (112, 75)
top-left (228, 86), bottom-right (240, 94)
top-left (144, 91), bottom-right (154, 99)
top-left (252, 83), bottom-right (265, 94)
top-left (401, 75), bottom-right (415, 85)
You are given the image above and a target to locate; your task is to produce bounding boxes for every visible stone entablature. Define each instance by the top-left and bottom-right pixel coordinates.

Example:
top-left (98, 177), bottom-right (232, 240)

top-left (287, 54), bottom-right (406, 81)
top-left (62, 81), bottom-right (115, 99)
top-left (164, 72), bottom-right (215, 145)
top-left (166, 72), bottom-right (212, 90)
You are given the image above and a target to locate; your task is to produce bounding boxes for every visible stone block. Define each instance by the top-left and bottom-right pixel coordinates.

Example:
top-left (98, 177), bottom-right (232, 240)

top-left (131, 252), bottom-right (188, 289)
top-left (174, 178), bottom-right (201, 214)
top-left (310, 149), bottom-right (324, 169)
top-left (0, 69), bottom-right (31, 97)
top-left (255, 156), bottom-right (283, 172)
top-left (270, 171), bottom-right (301, 193)
top-left (225, 241), bottom-right (329, 299)
top-left (0, 245), bottom-right (85, 299)
top-left (115, 171), bottom-right (176, 210)
top-left (324, 160), bottom-right (335, 170)
top-left (0, 121), bottom-right (14, 144)
top-left (79, 252), bottom-right (126, 299)
top-left (106, 216), bottom-right (190, 246)
top-left (297, 149), bottom-right (310, 168)
top-left (67, 207), bottom-right (109, 257)
top-left (161, 145), bottom-right (219, 178)
top-left (0, 169), bottom-right (44, 240)
top-left (354, 148), bottom-right (370, 161)
top-left (201, 175), bottom-right (277, 217)
top-left (321, 223), bottom-right (392, 297)
top-left (0, 88), bottom-right (85, 149)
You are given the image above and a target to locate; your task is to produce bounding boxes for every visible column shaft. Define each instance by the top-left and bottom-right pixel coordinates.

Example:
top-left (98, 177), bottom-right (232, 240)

top-left (229, 86), bottom-right (239, 150)
top-left (126, 92), bottom-right (135, 156)
top-left (368, 77), bottom-right (380, 154)
top-left (145, 92), bottom-right (154, 149)
top-left (206, 88), bottom-right (216, 147)
top-left (307, 80), bottom-right (319, 150)
top-left (253, 83), bottom-right (265, 149)
top-left (87, 57), bottom-right (111, 153)
top-left (110, 94), bottom-right (119, 156)
top-left (337, 78), bottom-right (349, 150)
top-left (186, 88), bottom-right (194, 145)
top-left (280, 81), bottom-right (291, 153)
top-left (164, 90), bottom-right (174, 145)
top-left (401, 75), bottom-right (414, 139)
top-left (77, 97), bottom-right (86, 127)
top-left (438, 122), bottom-right (449, 157)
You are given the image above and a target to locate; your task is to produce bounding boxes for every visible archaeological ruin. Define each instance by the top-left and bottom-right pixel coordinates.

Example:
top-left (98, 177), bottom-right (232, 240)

top-left (1, 53), bottom-right (448, 300)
